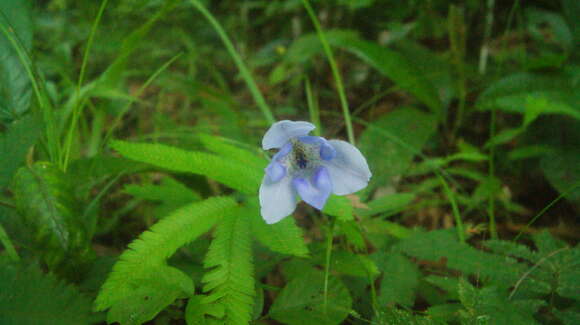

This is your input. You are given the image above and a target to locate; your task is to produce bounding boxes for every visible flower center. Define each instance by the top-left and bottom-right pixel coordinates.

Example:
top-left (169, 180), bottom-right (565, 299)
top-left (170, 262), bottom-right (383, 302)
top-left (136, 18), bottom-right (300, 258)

top-left (289, 139), bottom-right (320, 173)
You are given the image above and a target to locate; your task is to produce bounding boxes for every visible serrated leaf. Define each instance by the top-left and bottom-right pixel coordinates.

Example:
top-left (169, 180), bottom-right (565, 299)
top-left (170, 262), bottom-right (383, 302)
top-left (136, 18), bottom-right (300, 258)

top-left (250, 203), bottom-right (308, 257)
top-left (358, 108), bottom-right (436, 193)
top-left (374, 252), bottom-right (420, 307)
top-left (0, 113), bottom-right (41, 188)
top-left (198, 134), bottom-right (267, 170)
top-left (111, 140), bottom-right (262, 194)
top-left (0, 262), bottom-right (93, 325)
top-left (332, 251), bottom-right (379, 278)
top-left (557, 247), bottom-right (580, 301)
top-left (269, 270), bottom-right (352, 325)
top-left (201, 208), bottom-right (255, 325)
top-left (336, 40), bottom-right (442, 113)
top-left (11, 162), bottom-right (90, 276)
top-left (107, 265), bottom-right (194, 325)
top-left (323, 195), bottom-right (353, 220)
top-left (393, 229), bottom-right (526, 286)
top-left (0, 0), bottom-right (32, 121)
top-left (540, 149), bottom-right (580, 202)
top-left (95, 197), bottom-right (237, 312)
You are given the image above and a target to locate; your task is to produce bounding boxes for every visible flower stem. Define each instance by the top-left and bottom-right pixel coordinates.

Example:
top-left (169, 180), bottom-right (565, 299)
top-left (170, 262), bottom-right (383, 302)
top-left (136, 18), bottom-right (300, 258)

top-left (302, 0), bottom-right (355, 145)
top-left (190, 0), bottom-right (276, 125)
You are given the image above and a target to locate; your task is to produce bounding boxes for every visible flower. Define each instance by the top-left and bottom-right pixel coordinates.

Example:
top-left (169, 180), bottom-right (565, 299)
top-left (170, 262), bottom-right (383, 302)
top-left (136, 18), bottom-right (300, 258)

top-left (259, 120), bottom-right (372, 224)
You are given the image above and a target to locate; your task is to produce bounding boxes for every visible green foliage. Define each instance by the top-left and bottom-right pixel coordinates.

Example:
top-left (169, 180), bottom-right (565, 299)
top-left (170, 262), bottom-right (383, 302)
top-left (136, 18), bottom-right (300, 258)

top-left (11, 161), bottom-right (91, 277)
top-left (0, 0), bottom-right (32, 121)
top-left (269, 270), bottom-right (352, 325)
top-left (250, 204), bottom-right (309, 257)
top-left (0, 261), bottom-right (94, 325)
top-left (95, 197), bottom-right (237, 317)
top-left (124, 176), bottom-right (201, 218)
top-left (358, 108), bottom-right (437, 193)
top-left (198, 208), bottom-right (255, 325)
top-left (374, 252), bottom-right (420, 307)
top-left (111, 140), bottom-right (261, 194)
top-left (0, 113), bottom-right (41, 188)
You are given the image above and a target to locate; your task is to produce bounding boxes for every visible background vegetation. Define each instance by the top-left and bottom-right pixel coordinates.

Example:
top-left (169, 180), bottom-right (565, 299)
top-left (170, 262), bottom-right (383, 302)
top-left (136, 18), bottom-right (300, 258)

top-left (0, 0), bottom-right (579, 324)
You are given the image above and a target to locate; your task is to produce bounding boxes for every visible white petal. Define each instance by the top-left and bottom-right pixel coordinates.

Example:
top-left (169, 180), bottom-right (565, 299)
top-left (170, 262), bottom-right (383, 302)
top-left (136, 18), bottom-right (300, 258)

top-left (259, 175), bottom-right (297, 224)
top-left (262, 120), bottom-right (315, 150)
top-left (323, 140), bottom-right (372, 195)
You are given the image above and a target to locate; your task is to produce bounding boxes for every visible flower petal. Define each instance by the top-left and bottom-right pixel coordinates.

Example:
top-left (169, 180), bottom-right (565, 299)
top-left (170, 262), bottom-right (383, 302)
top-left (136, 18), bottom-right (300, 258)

top-left (323, 140), bottom-right (372, 195)
top-left (265, 161), bottom-right (286, 183)
top-left (262, 120), bottom-right (315, 150)
top-left (259, 175), bottom-right (297, 224)
top-left (292, 166), bottom-right (332, 210)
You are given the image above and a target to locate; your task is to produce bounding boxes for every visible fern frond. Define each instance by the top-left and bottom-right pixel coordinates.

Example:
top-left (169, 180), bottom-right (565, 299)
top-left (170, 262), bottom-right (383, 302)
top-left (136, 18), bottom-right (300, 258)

top-left (111, 140), bottom-right (261, 194)
top-left (201, 208), bottom-right (255, 325)
top-left (95, 196), bottom-right (237, 311)
top-left (249, 203), bottom-right (308, 257)
top-left (0, 262), bottom-right (93, 324)
top-left (198, 134), bottom-right (267, 170)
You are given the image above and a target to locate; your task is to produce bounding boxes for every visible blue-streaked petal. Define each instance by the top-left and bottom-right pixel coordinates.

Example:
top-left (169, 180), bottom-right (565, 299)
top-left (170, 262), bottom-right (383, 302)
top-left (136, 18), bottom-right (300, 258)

top-left (259, 175), bottom-right (297, 224)
top-left (322, 140), bottom-right (371, 195)
top-left (297, 136), bottom-right (336, 160)
top-left (292, 167), bottom-right (332, 210)
top-left (265, 161), bottom-right (286, 183)
top-left (262, 120), bottom-right (315, 150)
top-left (319, 141), bottom-right (336, 160)
top-left (273, 142), bottom-right (292, 161)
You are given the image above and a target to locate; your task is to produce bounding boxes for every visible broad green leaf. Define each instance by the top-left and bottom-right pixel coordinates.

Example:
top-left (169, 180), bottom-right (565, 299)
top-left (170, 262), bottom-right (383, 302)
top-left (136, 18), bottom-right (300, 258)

top-left (323, 195), bottom-right (354, 220)
top-left (11, 162), bottom-right (90, 276)
top-left (250, 203), bottom-right (309, 257)
top-left (0, 262), bottom-right (93, 325)
top-left (332, 251), bottom-right (379, 278)
top-left (336, 39), bottom-right (442, 112)
top-left (269, 270), bottom-right (352, 325)
top-left (285, 29), bottom-right (360, 64)
top-left (107, 265), bottom-right (194, 325)
top-left (95, 196), bottom-right (237, 312)
top-left (374, 252), bottom-right (419, 307)
top-left (356, 193), bottom-right (416, 217)
top-left (477, 72), bottom-right (580, 121)
top-left (0, 0), bottom-right (32, 120)
top-left (111, 140), bottom-right (262, 194)
top-left (540, 149), bottom-right (580, 202)
top-left (201, 208), bottom-right (255, 325)
top-left (358, 108), bottom-right (437, 193)
top-left (0, 113), bottom-right (41, 188)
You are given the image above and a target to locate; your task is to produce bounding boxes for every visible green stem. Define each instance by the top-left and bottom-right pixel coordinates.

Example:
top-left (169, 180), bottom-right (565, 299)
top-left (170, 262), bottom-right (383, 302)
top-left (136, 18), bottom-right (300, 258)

top-left (488, 107), bottom-right (498, 239)
top-left (513, 182), bottom-right (580, 242)
top-left (305, 78), bottom-right (321, 136)
top-left (302, 0), bottom-right (355, 144)
top-left (323, 216), bottom-right (334, 313)
top-left (0, 223), bottom-right (19, 262)
top-left (189, 0), bottom-right (275, 124)
top-left (438, 173), bottom-right (465, 243)
top-left (63, 0), bottom-right (109, 171)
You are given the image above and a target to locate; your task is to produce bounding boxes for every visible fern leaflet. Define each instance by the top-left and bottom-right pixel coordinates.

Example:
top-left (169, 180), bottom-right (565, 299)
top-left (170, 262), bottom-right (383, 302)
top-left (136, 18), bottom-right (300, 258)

top-left (201, 207), bottom-right (255, 324)
top-left (95, 196), bottom-right (237, 311)
top-left (111, 140), bottom-right (261, 194)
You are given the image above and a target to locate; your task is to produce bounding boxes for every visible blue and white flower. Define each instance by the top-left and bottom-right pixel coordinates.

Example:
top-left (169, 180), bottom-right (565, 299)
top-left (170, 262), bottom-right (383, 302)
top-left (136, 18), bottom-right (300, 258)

top-left (259, 120), bottom-right (372, 224)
